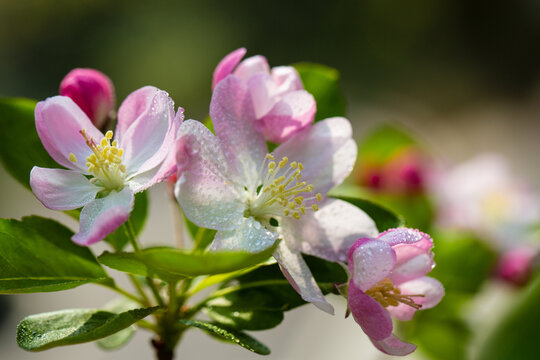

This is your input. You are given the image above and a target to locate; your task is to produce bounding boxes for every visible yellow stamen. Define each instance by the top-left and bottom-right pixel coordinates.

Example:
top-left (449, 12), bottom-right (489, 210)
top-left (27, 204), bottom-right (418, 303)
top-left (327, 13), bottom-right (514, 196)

top-left (68, 153), bottom-right (77, 163)
top-left (366, 278), bottom-right (424, 309)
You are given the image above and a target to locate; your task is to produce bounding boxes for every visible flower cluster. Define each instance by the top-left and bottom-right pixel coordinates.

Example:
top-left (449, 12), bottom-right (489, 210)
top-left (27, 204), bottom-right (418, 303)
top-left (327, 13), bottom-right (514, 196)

top-left (28, 49), bottom-right (445, 356)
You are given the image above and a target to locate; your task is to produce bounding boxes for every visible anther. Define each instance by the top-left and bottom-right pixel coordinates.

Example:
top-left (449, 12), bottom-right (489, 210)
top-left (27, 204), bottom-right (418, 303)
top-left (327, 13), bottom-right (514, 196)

top-left (69, 153), bottom-right (77, 163)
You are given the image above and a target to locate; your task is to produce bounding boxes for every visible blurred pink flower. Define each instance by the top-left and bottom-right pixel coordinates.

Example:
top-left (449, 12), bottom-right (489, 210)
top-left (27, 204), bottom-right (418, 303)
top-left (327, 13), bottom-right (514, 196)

top-left (434, 154), bottom-right (540, 246)
top-left (347, 228), bottom-right (444, 356)
top-left (175, 75), bottom-right (377, 314)
top-left (495, 246), bottom-right (537, 286)
top-left (212, 48), bottom-right (316, 143)
top-left (60, 68), bottom-right (116, 129)
top-left (30, 87), bottom-right (182, 245)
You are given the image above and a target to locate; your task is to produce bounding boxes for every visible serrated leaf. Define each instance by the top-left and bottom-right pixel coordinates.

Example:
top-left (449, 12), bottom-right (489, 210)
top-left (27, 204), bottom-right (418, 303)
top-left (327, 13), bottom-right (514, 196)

top-left (0, 97), bottom-right (57, 190)
top-left (17, 306), bottom-right (158, 351)
top-left (98, 243), bottom-right (277, 281)
top-left (477, 274), bottom-right (540, 360)
top-left (331, 195), bottom-right (404, 232)
top-left (203, 307), bottom-right (284, 331)
top-left (0, 216), bottom-right (109, 293)
top-left (179, 319), bottom-right (270, 355)
top-left (294, 62), bottom-right (346, 121)
top-left (104, 191), bottom-right (149, 251)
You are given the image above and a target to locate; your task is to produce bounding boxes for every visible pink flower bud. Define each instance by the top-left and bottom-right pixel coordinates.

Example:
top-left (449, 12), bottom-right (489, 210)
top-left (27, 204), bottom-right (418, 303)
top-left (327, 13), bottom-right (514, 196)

top-left (495, 247), bottom-right (537, 286)
top-left (59, 68), bottom-right (115, 129)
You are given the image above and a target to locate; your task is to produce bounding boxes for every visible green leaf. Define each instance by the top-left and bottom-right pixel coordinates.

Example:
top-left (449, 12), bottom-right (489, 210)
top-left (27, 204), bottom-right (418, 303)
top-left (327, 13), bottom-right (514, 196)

top-left (202, 255), bottom-right (347, 330)
top-left (96, 298), bottom-right (141, 350)
top-left (98, 243), bottom-right (277, 281)
top-left (294, 62), bottom-right (346, 121)
top-left (104, 191), bottom-right (149, 251)
top-left (331, 195), bottom-right (405, 232)
top-left (17, 306), bottom-right (158, 351)
top-left (0, 97), bottom-right (57, 190)
top-left (179, 319), bottom-right (270, 355)
top-left (477, 274), bottom-right (540, 360)
top-left (0, 216), bottom-right (109, 293)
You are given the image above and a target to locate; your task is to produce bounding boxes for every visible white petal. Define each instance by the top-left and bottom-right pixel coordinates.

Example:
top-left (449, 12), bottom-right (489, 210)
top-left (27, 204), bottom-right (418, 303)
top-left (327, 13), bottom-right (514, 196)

top-left (280, 198), bottom-right (378, 262)
top-left (272, 117), bottom-right (356, 195)
top-left (273, 241), bottom-right (334, 314)
top-left (30, 167), bottom-right (101, 210)
top-left (210, 217), bottom-right (277, 252)
top-left (175, 120), bottom-right (245, 231)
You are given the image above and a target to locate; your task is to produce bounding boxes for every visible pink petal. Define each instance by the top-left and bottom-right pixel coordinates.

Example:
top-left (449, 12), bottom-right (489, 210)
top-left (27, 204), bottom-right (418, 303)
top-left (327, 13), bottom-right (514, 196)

top-left (370, 334), bottom-right (417, 356)
top-left (126, 107), bottom-right (184, 193)
top-left (174, 120), bottom-right (246, 231)
top-left (30, 167), bottom-right (101, 210)
top-left (233, 55), bottom-right (270, 82)
top-left (348, 238), bottom-right (396, 291)
top-left (210, 217), bottom-right (277, 252)
top-left (273, 241), bottom-right (334, 314)
top-left (210, 75), bottom-right (267, 191)
top-left (118, 88), bottom-right (177, 176)
top-left (390, 244), bottom-right (434, 285)
top-left (258, 90), bottom-right (316, 143)
top-left (115, 86), bottom-right (159, 140)
top-left (247, 73), bottom-right (278, 118)
top-left (387, 276), bottom-right (445, 321)
top-left (59, 68), bottom-right (115, 129)
top-left (271, 66), bottom-right (303, 94)
top-left (348, 281), bottom-right (393, 341)
top-left (279, 198), bottom-right (378, 263)
top-left (378, 228), bottom-right (433, 250)
top-left (35, 96), bottom-right (103, 172)
top-left (72, 187), bottom-right (134, 245)
top-left (272, 117), bottom-right (357, 196)
top-left (212, 48), bottom-right (247, 90)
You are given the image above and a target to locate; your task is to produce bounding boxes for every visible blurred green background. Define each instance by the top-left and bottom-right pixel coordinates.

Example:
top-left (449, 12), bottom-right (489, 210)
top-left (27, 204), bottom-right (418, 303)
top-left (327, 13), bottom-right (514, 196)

top-left (2, 0), bottom-right (540, 120)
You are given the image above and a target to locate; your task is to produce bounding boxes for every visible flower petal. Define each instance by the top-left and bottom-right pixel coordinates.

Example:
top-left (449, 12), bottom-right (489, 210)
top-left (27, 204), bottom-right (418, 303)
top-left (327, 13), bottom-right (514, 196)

top-left (117, 88), bottom-right (177, 176)
top-left (348, 281), bottom-right (393, 341)
top-left (258, 90), bottom-right (316, 143)
top-left (378, 228), bottom-right (433, 250)
top-left (30, 167), bottom-right (101, 210)
top-left (210, 217), bottom-right (277, 252)
top-left (390, 244), bottom-right (434, 285)
top-left (35, 96), bottom-right (103, 172)
top-left (348, 238), bottom-right (396, 291)
top-left (233, 55), bottom-right (270, 82)
top-left (126, 107), bottom-right (184, 193)
top-left (271, 66), bottom-right (303, 94)
top-left (370, 334), bottom-right (417, 356)
top-left (280, 198), bottom-right (378, 262)
top-left (212, 47), bottom-right (247, 90)
top-left (174, 120), bottom-right (245, 231)
top-left (246, 72), bottom-right (278, 119)
top-left (273, 241), bottom-right (334, 314)
top-left (210, 75), bottom-right (267, 190)
top-left (387, 277), bottom-right (445, 321)
top-left (115, 86), bottom-right (159, 140)
top-left (272, 117), bottom-right (356, 195)
top-left (72, 187), bottom-right (134, 245)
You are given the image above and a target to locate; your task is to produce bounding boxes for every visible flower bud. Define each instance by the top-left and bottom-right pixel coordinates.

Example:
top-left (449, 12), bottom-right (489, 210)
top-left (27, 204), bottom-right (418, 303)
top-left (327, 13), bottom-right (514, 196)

top-left (59, 68), bottom-right (115, 129)
top-left (495, 247), bottom-right (537, 286)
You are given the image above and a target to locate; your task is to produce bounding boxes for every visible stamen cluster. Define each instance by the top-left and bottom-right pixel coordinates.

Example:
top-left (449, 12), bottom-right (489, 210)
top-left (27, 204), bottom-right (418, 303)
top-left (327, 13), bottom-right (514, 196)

top-left (70, 129), bottom-right (126, 190)
top-left (365, 278), bottom-right (423, 309)
top-left (249, 154), bottom-right (321, 220)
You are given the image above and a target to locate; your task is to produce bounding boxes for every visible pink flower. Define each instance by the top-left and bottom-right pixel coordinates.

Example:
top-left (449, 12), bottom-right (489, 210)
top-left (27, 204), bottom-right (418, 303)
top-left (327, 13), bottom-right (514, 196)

top-left (495, 246), bottom-right (537, 286)
top-left (212, 48), bottom-right (316, 143)
top-left (175, 75), bottom-right (378, 314)
top-left (346, 228), bottom-right (444, 356)
top-left (59, 68), bottom-right (116, 129)
top-left (30, 86), bottom-right (182, 245)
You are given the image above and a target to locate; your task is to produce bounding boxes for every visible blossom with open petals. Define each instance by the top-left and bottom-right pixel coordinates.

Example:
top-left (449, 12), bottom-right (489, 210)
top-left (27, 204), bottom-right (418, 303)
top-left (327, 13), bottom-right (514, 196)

top-left (30, 86), bottom-right (182, 245)
top-left (212, 48), bottom-right (316, 143)
top-left (346, 228), bottom-right (444, 356)
top-left (60, 68), bottom-right (115, 130)
top-left (175, 75), bottom-right (377, 314)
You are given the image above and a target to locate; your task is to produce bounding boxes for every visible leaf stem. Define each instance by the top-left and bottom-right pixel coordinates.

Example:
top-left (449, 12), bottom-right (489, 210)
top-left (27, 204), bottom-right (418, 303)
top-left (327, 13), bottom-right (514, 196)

top-left (101, 281), bottom-right (145, 305)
